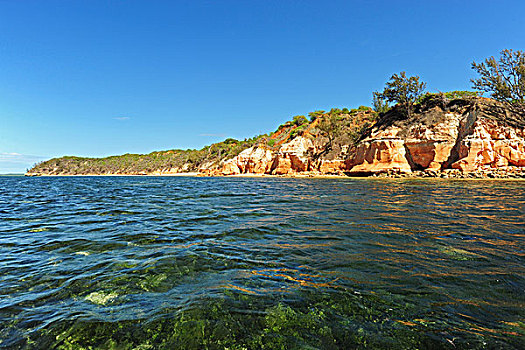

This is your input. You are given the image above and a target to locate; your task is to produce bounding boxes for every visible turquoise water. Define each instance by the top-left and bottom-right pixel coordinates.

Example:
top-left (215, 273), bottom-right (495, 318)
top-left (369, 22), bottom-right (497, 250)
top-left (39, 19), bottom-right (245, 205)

top-left (0, 176), bottom-right (524, 349)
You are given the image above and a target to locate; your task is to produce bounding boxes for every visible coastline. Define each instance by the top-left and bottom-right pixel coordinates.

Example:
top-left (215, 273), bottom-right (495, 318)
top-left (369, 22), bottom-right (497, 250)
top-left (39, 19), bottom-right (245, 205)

top-left (26, 98), bottom-right (525, 181)
top-left (23, 171), bottom-right (525, 180)
top-left (24, 172), bottom-right (200, 177)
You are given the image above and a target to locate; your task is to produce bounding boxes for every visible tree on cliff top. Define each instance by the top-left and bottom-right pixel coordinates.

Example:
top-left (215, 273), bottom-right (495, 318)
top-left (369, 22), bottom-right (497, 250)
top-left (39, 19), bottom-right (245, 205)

top-left (317, 112), bottom-right (342, 155)
top-left (471, 49), bottom-right (525, 105)
top-left (376, 72), bottom-right (426, 118)
top-left (372, 91), bottom-right (390, 114)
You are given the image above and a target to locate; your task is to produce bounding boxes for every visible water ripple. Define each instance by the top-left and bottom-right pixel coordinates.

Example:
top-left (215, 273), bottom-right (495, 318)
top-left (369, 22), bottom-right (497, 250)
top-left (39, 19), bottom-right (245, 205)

top-left (0, 176), bottom-right (524, 349)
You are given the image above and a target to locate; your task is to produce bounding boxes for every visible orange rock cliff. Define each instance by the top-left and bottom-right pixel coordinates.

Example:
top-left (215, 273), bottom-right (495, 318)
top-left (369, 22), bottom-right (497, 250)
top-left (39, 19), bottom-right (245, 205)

top-left (202, 97), bottom-right (525, 177)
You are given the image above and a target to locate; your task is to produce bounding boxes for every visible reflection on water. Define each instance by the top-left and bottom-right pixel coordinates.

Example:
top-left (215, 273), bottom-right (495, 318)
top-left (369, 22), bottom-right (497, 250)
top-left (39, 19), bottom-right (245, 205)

top-left (0, 176), bottom-right (524, 349)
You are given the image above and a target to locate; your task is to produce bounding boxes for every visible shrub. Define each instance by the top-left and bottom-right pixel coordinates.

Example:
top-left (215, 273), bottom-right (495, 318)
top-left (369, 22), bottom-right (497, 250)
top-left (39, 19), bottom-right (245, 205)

top-left (329, 108), bottom-right (342, 116)
top-left (290, 124), bottom-right (306, 139)
top-left (292, 115), bottom-right (308, 126)
top-left (223, 138), bottom-right (239, 144)
top-left (373, 92), bottom-right (390, 114)
top-left (443, 90), bottom-right (481, 100)
top-left (308, 110), bottom-right (325, 121)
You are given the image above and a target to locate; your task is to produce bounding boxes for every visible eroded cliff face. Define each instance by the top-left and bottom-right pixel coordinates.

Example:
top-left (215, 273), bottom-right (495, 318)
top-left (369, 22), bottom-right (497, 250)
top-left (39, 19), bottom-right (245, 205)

top-left (272, 137), bottom-right (314, 175)
top-left (347, 107), bottom-right (464, 174)
top-left (451, 117), bottom-right (525, 171)
top-left (204, 99), bottom-right (525, 176)
top-left (348, 103), bottom-right (525, 175)
top-left (204, 136), bottom-right (317, 176)
top-left (219, 147), bottom-right (274, 175)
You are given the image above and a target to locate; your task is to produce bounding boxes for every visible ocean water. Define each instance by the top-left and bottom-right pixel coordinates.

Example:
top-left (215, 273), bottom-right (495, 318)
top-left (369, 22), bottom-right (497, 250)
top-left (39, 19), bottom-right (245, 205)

top-left (0, 176), bottom-right (524, 349)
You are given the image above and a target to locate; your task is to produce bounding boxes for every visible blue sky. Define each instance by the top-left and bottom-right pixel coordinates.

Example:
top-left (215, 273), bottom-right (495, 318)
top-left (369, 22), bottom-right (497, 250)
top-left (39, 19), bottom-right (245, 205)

top-left (1, 0), bottom-right (524, 173)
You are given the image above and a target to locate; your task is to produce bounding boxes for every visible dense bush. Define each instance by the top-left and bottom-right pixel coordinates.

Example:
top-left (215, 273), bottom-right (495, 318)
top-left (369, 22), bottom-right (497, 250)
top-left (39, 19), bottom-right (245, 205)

top-left (292, 115), bottom-right (308, 126)
top-left (308, 110), bottom-right (325, 121)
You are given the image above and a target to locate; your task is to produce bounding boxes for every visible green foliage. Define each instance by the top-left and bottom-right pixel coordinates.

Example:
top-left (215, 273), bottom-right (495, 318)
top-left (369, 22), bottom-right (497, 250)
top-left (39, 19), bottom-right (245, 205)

top-left (292, 115), bottom-right (308, 126)
top-left (223, 138), bottom-right (239, 144)
top-left (373, 91), bottom-right (390, 114)
top-left (416, 91), bottom-right (482, 106)
top-left (289, 124), bottom-right (306, 139)
top-left (378, 71), bottom-right (426, 117)
top-left (317, 113), bottom-right (342, 147)
top-left (472, 49), bottom-right (525, 104)
top-left (443, 90), bottom-right (481, 100)
top-left (329, 108), bottom-right (342, 116)
top-left (348, 106), bottom-right (373, 116)
top-left (308, 110), bottom-right (325, 121)
top-left (416, 92), bottom-right (439, 105)
top-left (28, 135), bottom-right (265, 175)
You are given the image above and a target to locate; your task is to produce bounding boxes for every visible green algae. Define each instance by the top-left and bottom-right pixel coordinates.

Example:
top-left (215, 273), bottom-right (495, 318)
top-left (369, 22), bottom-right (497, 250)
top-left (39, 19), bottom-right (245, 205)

top-left (85, 291), bottom-right (119, 306)
top-left (438, 246), bottom-right (485, 261)
top-left (30, 289), bottom-right (522, 350)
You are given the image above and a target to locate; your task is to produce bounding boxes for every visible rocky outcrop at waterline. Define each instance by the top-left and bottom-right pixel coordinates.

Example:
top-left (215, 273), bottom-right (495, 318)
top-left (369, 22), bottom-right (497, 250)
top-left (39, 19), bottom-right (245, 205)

top-left (26, 96), bottom-right (525, 178)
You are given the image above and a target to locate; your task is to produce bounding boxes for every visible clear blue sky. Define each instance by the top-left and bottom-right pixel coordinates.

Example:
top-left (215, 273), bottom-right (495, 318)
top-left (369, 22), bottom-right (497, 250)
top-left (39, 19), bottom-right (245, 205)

top-left (1, 0), bottom-right (524, 173)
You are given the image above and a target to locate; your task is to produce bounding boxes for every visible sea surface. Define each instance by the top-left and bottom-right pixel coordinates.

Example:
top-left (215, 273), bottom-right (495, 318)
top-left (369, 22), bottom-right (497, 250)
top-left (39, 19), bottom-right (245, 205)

top-left (0, 176), bottom-right (524, 349)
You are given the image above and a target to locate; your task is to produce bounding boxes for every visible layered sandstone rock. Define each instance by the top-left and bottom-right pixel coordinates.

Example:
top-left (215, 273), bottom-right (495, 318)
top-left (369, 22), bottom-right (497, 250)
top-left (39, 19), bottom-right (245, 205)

top-left (347, 102), bottom-right (525, 175)
top-left (208, 98), bottom-right (525, 177)
top-left (451, 117), bottom-right (525, 171)
top-left (319, 159), bottom-right (347, 174)
top-left (220, 147), bottom-right (274, 175)
top-left (348, 138), bottom-right (412, 174)
top-left (272, 137), bottom-right (315, 174)
top-left (347, 108), bottom-right (463, 174)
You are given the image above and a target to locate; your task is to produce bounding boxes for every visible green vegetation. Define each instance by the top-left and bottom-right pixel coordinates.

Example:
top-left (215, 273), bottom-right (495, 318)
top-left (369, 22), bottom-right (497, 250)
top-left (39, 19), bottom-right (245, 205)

top-left (373, 91), bottom-right (390, 114)
top-left (30, 137), bottom-right (264, 175)
top-left (308, 110), bottom-right (325, 121)
top-left (442, 90), bottom-right (481, 100)
top-left (292, 115), bottom-right (308, 126)
top-left (416, 91), bottom-right (482, 106)
top-left (472, 49), bottom-right (525, 105)
top-left (375, 71), bottom-right (426, 118)
top-left (329, 108), bottom-right (342, 115)
top-left (289, 124), bottom-right (307, 139)
top-left (29, 286), bottom-right (518, 349)
top-left (317, 113), bottom-right (342, 151)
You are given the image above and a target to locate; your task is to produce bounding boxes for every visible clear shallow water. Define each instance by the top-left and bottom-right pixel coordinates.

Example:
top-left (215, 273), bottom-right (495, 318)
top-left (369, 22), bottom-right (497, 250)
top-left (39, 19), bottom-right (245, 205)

top-left (0, 176), bottom-right (524, 349)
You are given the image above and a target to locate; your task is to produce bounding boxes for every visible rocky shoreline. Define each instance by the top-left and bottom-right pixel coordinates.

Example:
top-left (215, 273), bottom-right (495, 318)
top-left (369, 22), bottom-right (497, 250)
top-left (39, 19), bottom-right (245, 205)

top-left (372, 167), bottom-right (525, 179)
top-left (25, 170), bottom-right (525, 180)
top-left (198, 167), bottom-right (525, 180)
